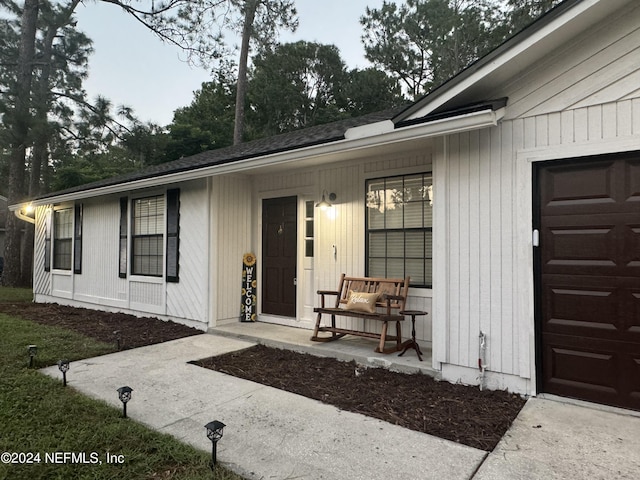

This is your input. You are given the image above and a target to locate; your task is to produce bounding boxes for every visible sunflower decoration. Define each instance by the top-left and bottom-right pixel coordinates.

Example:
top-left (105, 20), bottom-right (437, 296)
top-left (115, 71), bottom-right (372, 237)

top-left (243, 253), bottom-right (256, 266)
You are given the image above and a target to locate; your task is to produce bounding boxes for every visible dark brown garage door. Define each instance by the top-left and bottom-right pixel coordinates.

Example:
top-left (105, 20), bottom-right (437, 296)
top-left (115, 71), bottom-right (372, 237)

top-left (537, 154), bottom-right (640, 410)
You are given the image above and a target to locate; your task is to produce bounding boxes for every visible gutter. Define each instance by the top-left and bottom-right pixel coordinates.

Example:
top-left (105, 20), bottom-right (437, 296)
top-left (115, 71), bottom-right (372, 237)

top-left (9, 107), bottom-right (503, 210)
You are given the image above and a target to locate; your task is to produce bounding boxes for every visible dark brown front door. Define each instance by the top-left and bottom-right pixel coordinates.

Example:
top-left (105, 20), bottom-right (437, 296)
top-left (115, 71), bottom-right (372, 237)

top-left (537, 154), bottom-right (640, 410)
top-left (262, 196), bottom-right (297, 317)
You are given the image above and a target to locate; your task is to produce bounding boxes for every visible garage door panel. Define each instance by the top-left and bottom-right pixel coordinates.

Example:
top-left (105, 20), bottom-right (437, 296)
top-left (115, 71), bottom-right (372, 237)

top-left (543, 334), bottom-right (640, 409)
top-left (542, 222), bottom-right (616, 273)
top-left (624, 225), bottom-right (640, 267)
top-left (543, 337), bottom-right (618, 399)
top-left (544, 284), bottom-right (617, 334)
top-left (542, 161), bottom-right (615, 210)
top-left (542, 277), bottom-right (640, 342)
top-left (630, 292), bottom-right (640, 334)
top-left (624, 159), bottom-right (640, 201)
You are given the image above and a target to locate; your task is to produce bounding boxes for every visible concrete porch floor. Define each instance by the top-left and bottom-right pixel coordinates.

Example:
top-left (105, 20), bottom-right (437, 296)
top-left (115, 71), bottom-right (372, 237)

top-left (209, 321), bottom-right (438, 377)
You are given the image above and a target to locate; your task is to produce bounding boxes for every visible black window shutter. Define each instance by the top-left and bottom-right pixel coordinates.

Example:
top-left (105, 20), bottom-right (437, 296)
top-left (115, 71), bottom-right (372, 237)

top-left (73, 203), bottom-right (83, 274)
top-left (44, 209), bottom-right (51, 272)
top-left (166, 189), bottom-right (180, 282)
top-left (119, 197), bottom-right (128, 278)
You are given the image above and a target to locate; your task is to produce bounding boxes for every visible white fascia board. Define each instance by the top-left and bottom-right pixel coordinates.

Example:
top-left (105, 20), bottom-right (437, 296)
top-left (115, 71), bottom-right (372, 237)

top-left (404, 0), bottom-right (614, 120)
top-left (10, 108), bottom-right (502, 210)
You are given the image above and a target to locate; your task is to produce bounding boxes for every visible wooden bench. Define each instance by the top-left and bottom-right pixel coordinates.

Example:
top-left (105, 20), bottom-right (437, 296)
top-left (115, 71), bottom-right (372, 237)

top-left (311, 274), bottom-right (410, 353)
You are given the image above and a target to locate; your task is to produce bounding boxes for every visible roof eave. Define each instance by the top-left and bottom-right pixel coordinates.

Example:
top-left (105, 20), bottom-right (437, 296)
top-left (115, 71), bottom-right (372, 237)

top-left (10, 108), bottom-right (503, 210)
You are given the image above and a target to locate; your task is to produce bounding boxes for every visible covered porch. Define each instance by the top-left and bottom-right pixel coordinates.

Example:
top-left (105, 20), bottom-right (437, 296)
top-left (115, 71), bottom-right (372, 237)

top-left (209, 320), bottom-right (437, 377)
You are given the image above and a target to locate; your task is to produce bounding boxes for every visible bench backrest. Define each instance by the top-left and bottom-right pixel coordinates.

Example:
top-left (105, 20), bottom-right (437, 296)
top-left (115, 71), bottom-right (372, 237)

top-left (335, 274), bottom-right (410, 311)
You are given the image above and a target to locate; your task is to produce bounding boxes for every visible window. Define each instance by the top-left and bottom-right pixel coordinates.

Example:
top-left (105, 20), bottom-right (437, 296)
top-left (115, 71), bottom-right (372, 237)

top-left (132, 195), bottom-right (164, 276)
top-left (304, 200), bottom-right (314, 257)
top-left (124, 190), bottom-right (180, 280)
top-left (53, 208), bottom-right (73, 270)
top-left (366, 173), bottom-right (433, 287)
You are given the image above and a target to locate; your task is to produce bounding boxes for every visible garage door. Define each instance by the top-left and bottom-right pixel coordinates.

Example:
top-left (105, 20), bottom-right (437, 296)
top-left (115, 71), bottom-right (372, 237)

top-left (537, 154), bottom-right (640, 410)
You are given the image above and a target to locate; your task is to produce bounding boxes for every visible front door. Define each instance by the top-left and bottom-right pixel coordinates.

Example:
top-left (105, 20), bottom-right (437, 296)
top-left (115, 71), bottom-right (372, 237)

top-left (536, 154), bottom-right (640, 410)
top-left (262, 196), bottom-right (297, 317)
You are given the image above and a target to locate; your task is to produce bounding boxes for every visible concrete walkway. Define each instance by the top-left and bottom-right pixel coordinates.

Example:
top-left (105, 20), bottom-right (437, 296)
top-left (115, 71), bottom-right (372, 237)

top-left (40, 333), bottom-right (640, 480)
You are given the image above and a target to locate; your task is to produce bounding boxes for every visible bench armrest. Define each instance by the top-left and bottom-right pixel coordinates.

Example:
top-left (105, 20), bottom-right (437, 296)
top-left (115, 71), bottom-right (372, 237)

top-left (381, 293), bottom-right (406, 315)
top-left (317, 290), bottom-right (340, 309)
top-left (382, 294), bottom-right (405, 301)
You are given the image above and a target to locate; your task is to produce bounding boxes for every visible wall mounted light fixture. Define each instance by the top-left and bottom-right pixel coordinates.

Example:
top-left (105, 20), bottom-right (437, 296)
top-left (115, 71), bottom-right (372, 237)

top-left (315, 190), bottom-right (336, 210)
top-left (14, 204), bottom-right (36, 224)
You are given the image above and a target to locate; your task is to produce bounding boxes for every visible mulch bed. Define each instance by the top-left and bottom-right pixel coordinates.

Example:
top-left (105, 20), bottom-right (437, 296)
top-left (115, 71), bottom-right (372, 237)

top-left (193, 344), bottom-right (526, 451)
top-left (0, 302), bottom-right (201, 350)
top-left (0, 301), bottom-right (526, 451)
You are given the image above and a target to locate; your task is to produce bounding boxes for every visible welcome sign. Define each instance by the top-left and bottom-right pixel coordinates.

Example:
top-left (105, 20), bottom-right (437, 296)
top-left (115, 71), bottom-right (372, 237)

top-left (241, 253), bottom-right (257, 322)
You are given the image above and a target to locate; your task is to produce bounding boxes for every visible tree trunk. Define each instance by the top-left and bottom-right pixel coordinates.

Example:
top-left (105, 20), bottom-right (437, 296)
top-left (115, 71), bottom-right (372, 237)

top-left (233, 0), bottom-right (259, 145)
top-left (20, 13), bottom-right (62, 286)
top-left (3, 0), bottom-right (39, 287)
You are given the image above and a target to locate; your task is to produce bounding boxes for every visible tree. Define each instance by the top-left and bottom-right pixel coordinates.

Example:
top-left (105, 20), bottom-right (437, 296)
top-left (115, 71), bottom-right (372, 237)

top-left (247, 41), bottom-right (349, 137)
top-left (168, 71), bottom-right (237, 158)
top-left (18, 0), bottom-right (90, 283)
top-left (0, 0), bottom-right (242, 287)
top-left (344, 68), bottom-right (405, 116)
top-left (230, 0), bottom-right (297, 144)
top-left (2, 0), bottom-right (39, 287)
top-left (361, 0), bottom-right (509, 98)
top-left (247, 41), bottom-right (406, 139)
top-left (506, 0), bottom-right (563, 33)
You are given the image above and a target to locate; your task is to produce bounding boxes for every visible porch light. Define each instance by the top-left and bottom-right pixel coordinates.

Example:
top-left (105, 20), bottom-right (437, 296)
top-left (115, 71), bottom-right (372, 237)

top-left (116, 386), bottom-right (133, 418)
top-left (315, 190), bottom-right (336, 210)
top-left (27, 344), bottom-right (37, 368)
top-left (57, 359), bottom-right (70, 387)
top-left (204, 420), bottom-right (226, 469)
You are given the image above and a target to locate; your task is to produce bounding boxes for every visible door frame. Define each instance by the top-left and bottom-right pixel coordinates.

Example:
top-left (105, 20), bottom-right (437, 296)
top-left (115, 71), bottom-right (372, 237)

top-left (256, 189), bottom-right (315, 328)
top-left (532, 161), bottom-right (544, 394)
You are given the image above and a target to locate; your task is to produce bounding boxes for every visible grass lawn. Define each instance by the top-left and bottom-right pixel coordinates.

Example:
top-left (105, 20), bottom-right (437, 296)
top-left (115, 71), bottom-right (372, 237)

top-left (0, 288), bottom-right (244, 480)
top-left (0, 287), bottom-right (34, 303)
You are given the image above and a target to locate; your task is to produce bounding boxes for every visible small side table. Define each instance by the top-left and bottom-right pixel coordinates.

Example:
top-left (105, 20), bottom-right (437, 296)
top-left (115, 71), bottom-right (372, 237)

top-left (398, 310), bottom-right (427, 361)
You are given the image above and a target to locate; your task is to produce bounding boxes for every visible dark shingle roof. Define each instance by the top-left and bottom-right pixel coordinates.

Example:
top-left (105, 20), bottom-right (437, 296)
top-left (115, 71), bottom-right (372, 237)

top-left (35, 107), bottom-right (406, 201)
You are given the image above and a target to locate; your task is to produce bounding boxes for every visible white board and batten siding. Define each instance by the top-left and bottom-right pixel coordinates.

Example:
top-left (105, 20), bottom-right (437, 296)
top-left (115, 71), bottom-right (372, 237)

top-left (251, 147), bottom-right (434, 342)
top-left (33, 179), bottom-right (211, 330)
top-left (209, 175), bottom-right (253, 325)
top-left (434, 1), bottom-right (640, 394)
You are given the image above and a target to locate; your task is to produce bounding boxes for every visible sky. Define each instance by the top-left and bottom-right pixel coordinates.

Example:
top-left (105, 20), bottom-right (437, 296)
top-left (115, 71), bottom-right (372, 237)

top-left (74, 1), bottom-right (395, 127)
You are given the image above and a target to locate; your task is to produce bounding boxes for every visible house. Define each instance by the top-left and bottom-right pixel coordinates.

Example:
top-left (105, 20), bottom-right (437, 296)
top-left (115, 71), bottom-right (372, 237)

top-left (10, 0), bottom-right (640, 410)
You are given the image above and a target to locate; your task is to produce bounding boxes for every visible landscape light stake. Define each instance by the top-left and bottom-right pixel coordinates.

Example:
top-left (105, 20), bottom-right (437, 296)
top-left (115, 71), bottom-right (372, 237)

top-left (113, 330), bottom-right (122, 350)
top-left (117, 386), bottom-right (133, 418)
top-left (204, 420), bottom-right (225, 470)
top-left (57, 359), bottom-right (70, 386)
top-left (27, 345), bottom-right (37, 368)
